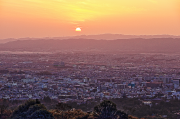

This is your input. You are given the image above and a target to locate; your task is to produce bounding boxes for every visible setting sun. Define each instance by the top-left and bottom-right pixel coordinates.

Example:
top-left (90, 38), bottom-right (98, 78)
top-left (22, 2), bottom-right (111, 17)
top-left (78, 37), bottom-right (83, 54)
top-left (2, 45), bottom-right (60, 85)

top-left (76, 28), bottom-right (81, 32)
top-left (0, 0), bottom-right (179, 38)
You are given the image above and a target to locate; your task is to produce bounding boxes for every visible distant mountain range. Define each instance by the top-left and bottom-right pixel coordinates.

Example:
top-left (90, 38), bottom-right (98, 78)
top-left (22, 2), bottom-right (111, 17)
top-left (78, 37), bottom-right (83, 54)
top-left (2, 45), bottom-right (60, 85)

top-left (1, 34), bottom-right (180, 43)
top-left (0, 37), bottom-right (180, 53)
top-left (66, 34), bottom-right (180, 40)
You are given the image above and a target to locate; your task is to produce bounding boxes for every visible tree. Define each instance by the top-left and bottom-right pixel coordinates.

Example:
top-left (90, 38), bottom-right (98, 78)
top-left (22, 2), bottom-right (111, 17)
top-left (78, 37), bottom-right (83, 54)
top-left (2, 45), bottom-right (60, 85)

top-left (0, 104), bottom-right (8, 118)
top-left (115, 110), bottom-right (128, 119)
top-left (55, 103), bottom-right (72, 111)
top-left (10, 99), bottom-right (54, 119)
top-left (94, 100), bottom-right (128, 119)
top-left (29, 109), bottom-right (55, 119)
top-left (26, 104), bottom-right (47, 117)
top-left (50, 109), bottom-right (89, 119)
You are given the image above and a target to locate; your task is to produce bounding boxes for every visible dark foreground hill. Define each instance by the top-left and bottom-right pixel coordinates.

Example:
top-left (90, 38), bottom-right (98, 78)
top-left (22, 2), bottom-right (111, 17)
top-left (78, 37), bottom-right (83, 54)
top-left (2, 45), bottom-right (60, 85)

top-left (0, 38), bottom-right (180, 53)
top-left (1, 99), bottom-right (130, 119)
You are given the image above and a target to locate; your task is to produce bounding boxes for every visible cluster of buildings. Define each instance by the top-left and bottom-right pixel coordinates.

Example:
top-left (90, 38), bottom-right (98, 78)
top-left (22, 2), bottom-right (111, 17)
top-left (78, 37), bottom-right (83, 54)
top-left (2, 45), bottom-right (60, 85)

top-left (0, 52), bottom-right (180, 104)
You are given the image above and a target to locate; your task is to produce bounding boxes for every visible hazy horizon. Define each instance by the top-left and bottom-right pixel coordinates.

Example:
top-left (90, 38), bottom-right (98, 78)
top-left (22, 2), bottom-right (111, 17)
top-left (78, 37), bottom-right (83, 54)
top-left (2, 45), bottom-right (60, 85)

top-left (1, 33), bottom-right (180, 40)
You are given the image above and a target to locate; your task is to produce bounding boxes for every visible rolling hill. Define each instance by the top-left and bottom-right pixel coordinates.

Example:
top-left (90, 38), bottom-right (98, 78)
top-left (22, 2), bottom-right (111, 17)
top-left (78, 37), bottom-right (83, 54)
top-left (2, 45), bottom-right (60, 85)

top-left (0, 38), bottom-right (180, 53)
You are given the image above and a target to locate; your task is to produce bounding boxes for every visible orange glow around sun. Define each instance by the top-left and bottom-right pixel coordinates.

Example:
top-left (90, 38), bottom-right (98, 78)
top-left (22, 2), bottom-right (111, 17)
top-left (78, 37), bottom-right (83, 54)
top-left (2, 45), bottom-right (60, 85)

top-left (0, 0), bottom-right (179, 38)
top-left (76, 27), bottom-right (81, 32)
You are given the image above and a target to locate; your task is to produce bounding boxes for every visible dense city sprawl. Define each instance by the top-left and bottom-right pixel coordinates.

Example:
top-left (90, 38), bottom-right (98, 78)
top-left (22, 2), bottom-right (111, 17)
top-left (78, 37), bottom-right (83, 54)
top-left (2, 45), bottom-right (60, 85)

top-left (1, 52), bottom-right (180, 104)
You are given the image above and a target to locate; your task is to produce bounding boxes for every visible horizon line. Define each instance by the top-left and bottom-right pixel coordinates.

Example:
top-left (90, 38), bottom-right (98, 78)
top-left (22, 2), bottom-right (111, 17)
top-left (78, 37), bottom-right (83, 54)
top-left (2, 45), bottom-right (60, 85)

top-left (1, 33), bottom-right (180, 40)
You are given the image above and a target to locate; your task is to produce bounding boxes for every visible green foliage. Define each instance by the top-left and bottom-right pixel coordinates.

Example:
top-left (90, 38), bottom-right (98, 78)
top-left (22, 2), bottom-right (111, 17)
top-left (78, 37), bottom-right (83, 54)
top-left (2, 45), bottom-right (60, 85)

top-left (94, 100), bottom-right (128, 119)
top-left (50, 109), bottom-right (89, 119)
top-left (115, 110), bottom-right (128, 119)
top-left (26, 104), bottom-right (47, 117)
top-left (0, 104), bottom-right (8, 118)
top-left (109, 98), bottom-right (180, 119)
top-left (10, 99), bottom-right (54, 119)
top-left (55, 103), bottom-right (72, 111)
top-left (8, 98), bottom-right (180, 119)
top-left (10, 99), bottom-right (39, 119)
top-left (30, 109), bottom-right (55, 119)
top-left (94, 100), bottom-right (117, 118)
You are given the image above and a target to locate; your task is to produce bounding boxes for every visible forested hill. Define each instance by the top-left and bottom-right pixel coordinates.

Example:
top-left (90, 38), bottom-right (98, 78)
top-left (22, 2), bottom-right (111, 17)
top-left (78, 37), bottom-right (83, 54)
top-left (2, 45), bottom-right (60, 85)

top-left (0, 38), bottom-right (180, 53)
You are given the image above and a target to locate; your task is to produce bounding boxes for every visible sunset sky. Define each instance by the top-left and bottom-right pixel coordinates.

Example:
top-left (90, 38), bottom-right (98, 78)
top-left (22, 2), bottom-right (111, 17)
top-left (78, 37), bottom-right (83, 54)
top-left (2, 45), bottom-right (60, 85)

top-left (0, 0), bottom-right (180, 39)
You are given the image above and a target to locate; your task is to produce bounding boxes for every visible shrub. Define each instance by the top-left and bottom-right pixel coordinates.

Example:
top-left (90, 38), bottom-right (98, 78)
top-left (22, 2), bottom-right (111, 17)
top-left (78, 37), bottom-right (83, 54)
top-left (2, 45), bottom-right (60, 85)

top-left (30, 109), bottom-right (55, 119)
top-left (10, 99), bottom-right (54, 119)
top-left (94, 100), bottom-right (128, 119)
